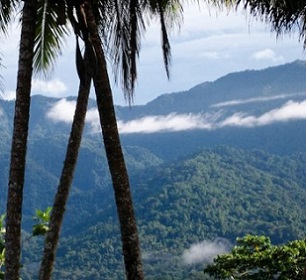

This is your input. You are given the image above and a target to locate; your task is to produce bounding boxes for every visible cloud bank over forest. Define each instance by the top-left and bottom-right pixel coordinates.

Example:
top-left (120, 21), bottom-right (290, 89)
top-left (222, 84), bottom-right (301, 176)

top-left (182, 238), bottom-right (231, 265)
top-left (46, 98), bottom-right (306, 134)
top-left (211, 93), bottom-right (306, 108)
top-left (46, 99), bottom-right (99, 129)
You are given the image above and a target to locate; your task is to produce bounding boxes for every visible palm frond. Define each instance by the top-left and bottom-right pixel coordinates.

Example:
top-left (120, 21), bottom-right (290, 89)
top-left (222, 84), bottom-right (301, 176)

top-left (159, 4), bottom-right (172, 79)
top-left (103, 0), bottom-right (145, 103)
top-left (0, 0), bottom-right (15, 34)
top-left (33, 0), bottom-right (70, 75)
top-left (237, 0), bottom-right (306, 46)
top-left (102, 0), bottom-right (182, 103)
top-left (147, 0), bottom-right (183, 78)
top-left (0, 53), bottom-right (3, 94)
top-left (124, 0), bottom-right (145, 102)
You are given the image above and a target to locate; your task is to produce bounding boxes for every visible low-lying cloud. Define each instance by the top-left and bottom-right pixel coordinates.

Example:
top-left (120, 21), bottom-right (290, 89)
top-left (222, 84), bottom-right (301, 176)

top-left (46, 99), bottom-right (306, 134)
top-left (46, 99), bottom-right (99, 128)
top-left (46, 99), bottom-right (77, 123)
top-left (32, 78), bottom-right (67, 97)
top-left (2, 90), bottom-right (16, 100)
top-left (220, 100), bottom-right (306, 128)
top-left (182, 238), bottom-right (231, 265)
top-left (211, 93), bottom-right (306, 108)
top-left (251, 48), bottom-right (284, 63)
top-left (117, 113), bottom-right (218, 133)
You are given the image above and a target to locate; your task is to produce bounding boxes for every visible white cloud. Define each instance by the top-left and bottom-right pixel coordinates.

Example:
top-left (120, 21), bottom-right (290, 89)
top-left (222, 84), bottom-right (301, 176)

top-left (46, 99), bottom-right (76, 123)
top-left (117, 113), bottom-right (218, 134)
top-left (32, 79), bottom-right (67, 97)
top-left (211, 93), bottom-right (306, 108)
top-left (2, 5), bottom-right (304, 106)
top-left (119, 100), bottom-right (306, 133)
top-left (85, 108), bottom-right (100, 131)
top-left (219, 100), bottom-right (306, 127)
top-left (251, 49), bottom-right (284, 62)
top-left (2, 90), bottom-right (16, 100)
top-left (182, 238), bottom-right (231, 265)
top-left (46, 99), bottom-right (100, 129)
top-left (46, 99), bottom-right (306, 133)
top-left (85, 109), bottom-right (99, 123)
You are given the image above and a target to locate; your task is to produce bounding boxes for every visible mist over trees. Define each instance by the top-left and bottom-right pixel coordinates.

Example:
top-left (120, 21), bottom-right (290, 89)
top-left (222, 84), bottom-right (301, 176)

top-left (1, 0), bottom-right (306, 279)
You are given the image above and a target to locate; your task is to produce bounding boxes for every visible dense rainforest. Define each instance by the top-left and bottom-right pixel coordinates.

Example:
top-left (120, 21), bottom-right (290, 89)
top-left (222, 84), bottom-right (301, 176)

top-left (1, 61), bottom-right (306, 278)
top-left (12, 146), bottom-right (306, 279)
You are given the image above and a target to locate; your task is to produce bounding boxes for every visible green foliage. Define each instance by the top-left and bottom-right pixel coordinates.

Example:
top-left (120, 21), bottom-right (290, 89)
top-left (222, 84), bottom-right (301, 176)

top-left (0, 209), bottom-right (51, 278)
top-left (204, 235), bottom-right (306, 279)
top-left (0, 214), bottom-right (5, 279)
top-left (34, 0), bottom-right (69, 74)
top-left (44, 147), bottom-right (306, 279)
top-left (2, 71), bottom-right (306, 278)
top-left (32, 207), bottom-right (51, 236)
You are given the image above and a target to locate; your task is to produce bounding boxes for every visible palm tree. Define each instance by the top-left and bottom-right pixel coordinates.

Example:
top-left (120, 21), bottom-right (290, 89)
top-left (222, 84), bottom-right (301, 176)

top-left (85, 1), bottom-right (183, 279)
top-left (37, 0), bottom-right (148, 277)
top-left (1, 0), bottom-right (180, 279)
top-left (42, 1), bottom-right (306, 279)
top-left (4, 1), bottom-right (67, 279)
top-left (38, 47), bottom-right (92, 279)
top-left (38, 1), bottom-right (182, 279)
top-left (84, 2), bottom-right (144, 278)
top-left (4, 1), bottom-right (38, 279)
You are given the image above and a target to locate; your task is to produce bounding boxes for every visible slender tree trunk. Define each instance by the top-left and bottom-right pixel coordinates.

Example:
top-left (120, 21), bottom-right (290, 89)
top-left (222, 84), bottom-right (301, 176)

top-left (5, 1), bottom-right (37, 279)
top-left (302, 263), bottom-right (306, 280)
top-left (38, 50), bottom-right (92, 280)
top-left (83, 2), bottom-right (144, 279)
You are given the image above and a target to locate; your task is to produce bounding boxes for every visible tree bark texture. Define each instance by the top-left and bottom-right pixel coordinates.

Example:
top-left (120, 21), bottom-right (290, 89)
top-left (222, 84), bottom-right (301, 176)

top-left (83, 2), bottom-right (144, 280)
top-left (38, 50), bottom-right (92, 280)
top-left (5, 0), bottom-right (37, 279)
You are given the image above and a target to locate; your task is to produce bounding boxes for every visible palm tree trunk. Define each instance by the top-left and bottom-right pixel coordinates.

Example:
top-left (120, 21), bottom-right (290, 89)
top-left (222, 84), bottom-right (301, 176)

top-left (38, 50), bottom-right (92, 280)
top-left (5, 0), bottom-right (37, 279)
top-left (83, 2), bottom-right (144, 279)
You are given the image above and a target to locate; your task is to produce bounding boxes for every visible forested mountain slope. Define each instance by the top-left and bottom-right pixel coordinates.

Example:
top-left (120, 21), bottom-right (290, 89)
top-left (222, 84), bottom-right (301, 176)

top-left (25, 147), bottom-right (306, 280)
top-left (1, 61), bottom-right (306, 279)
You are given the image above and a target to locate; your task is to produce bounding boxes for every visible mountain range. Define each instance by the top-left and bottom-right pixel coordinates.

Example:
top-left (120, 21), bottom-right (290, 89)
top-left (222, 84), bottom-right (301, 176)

top-left (1, 60), bottom-right (306, 279)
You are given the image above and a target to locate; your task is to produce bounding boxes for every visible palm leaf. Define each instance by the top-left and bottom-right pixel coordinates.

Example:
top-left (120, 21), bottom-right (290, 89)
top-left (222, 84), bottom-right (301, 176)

top-left (0, 53), bottom-right (4, 94)
top-left (110, 0), bottom-right (145, 102)
top-left (237, 0), bottom-right (306, 46)
top-left (0, 0), bottom-right (15, 93)
top-left (33, 0), bottom-right (70, 74)
top-left (103, 0), bottom-right (182, 103)
top-left (0, 0), bottom-right (15, 34)
top-left (146, 0), bottom-right (183, 78)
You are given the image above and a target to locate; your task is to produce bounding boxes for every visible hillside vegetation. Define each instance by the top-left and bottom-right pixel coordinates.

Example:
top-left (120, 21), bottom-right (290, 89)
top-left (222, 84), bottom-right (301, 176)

top-left (19, 146), bottom-right (306, 279)
top-left (1, 61), bottom-right (306, 278)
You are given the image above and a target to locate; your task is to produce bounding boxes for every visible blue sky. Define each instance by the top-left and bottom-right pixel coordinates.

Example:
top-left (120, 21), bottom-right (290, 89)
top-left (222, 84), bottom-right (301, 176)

top-left (1, 3), bottom-right (305, 105)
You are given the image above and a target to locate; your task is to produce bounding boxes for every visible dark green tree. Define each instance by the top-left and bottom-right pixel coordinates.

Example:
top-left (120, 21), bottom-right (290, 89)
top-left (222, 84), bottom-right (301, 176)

top-left (204, 235), bottom-right (306, 279)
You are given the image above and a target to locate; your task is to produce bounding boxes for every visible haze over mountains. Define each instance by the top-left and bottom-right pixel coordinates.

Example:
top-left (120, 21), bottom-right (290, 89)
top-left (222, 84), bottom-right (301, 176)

top-left (1, 60), bottom-right (306, 279)
top-left (2, 59), bottom-right (305, 159)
